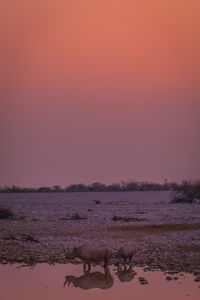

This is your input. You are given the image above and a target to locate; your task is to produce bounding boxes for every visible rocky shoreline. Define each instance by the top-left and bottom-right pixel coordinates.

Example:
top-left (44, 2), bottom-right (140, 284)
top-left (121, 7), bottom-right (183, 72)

top-left (1, 226), bottom-right (200, 281)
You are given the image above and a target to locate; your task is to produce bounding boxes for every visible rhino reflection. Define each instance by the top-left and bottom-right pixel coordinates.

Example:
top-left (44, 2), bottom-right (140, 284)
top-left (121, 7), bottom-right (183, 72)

top-left (64, 265), bottom-right (114, 290)
top-left (116, 265), bottom-right (137, 283)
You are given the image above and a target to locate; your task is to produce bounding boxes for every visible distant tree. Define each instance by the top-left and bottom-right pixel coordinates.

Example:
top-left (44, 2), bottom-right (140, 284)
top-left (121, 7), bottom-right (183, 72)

top-left (37, 187), bottom-right (52, 192)
top-left (193, 181), bottom-right (200, 199)
top-left (65, 184), bottom-right (88, 192)
top-left (11, 185), bottom-right (22, 193)
top-left (124, 181), bottom-right (139, 191)
top-left (89, 182), bottom-right (105, 192)
top-left (76, 184), bottom-right (88, 192)
top-left (105, 183), bottom-right (121, 191)
top-left (167, 181), bottom-right (179, 191)
top-left (52, 185), bottom-right (62, 192)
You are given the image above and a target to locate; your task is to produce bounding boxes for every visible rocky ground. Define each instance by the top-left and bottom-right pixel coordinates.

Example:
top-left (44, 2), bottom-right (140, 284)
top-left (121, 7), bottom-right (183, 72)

top-left (0, 191), bottom-right (200, 281)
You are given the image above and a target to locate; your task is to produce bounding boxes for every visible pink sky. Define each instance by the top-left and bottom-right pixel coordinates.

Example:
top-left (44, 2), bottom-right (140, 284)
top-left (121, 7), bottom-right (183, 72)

top-left (0, 0), bottom-right (200, 186)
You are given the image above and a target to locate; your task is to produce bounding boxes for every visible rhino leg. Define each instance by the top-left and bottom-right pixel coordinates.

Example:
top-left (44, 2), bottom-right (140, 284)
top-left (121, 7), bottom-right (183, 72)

top-left (130, 253), bottom-right (134, 263)
top-left (123, 257), bottom-right (128, 264)
top-left (83, 261), bottom-right (91, 273)
top-left (128, 264), bottom-right (133, 271)
top-left (103, 251), bottom-right (108, 267)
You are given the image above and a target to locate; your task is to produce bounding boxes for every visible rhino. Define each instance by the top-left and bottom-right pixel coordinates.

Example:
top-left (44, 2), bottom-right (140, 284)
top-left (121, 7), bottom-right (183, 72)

top-left (63, 245), bottom-right (113, 270)
top-left (64, 265), bottom-right (114, 290)
top-left (117, 247), bottom-right (135, 263)
top-left (115, 265), bottom-right (137, 283)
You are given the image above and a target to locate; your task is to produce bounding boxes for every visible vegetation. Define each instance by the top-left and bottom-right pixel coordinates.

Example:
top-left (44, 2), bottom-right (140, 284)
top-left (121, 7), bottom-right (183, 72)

top-left (0, 180), bottom-right (199, 195)
top-left (170, 181), bottom-right (200, 203)
top-left (0, 207), bottom-right (14, 219)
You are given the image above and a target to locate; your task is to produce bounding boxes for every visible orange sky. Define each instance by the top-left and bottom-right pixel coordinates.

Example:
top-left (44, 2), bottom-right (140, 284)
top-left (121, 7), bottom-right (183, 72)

top-left (0, 0), bottom-right (200, 186)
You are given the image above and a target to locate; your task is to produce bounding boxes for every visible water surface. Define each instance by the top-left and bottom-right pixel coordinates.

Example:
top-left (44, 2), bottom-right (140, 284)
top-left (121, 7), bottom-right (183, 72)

top-left (0, 263), bottom-right (200, 300)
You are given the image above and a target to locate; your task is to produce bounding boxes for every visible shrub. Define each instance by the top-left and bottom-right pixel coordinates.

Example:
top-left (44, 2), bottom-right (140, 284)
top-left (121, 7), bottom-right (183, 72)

top-left (0, 207), bottom-right (14, 219)
top-left (170, 180), bottom-right (200, 203)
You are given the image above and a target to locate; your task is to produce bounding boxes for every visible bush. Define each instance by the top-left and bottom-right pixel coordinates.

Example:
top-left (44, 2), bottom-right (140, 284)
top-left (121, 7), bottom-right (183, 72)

top-left (171, 194), bottom-right (191, 203)
top-left (0, 207), bottom-right (14, 219)
top-left (170, 180), bottom-right (200, 203)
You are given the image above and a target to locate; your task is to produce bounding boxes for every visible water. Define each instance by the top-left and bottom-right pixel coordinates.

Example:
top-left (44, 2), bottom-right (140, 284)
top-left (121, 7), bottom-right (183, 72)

top-left (0, 263), bottom-right (200, 300)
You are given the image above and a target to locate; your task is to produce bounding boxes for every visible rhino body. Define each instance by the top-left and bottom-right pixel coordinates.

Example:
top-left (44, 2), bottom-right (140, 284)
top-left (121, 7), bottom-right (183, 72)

top-left (64, 245), bottom-right (113, 269)
top-left (64, 265), bottom-right (114, 290)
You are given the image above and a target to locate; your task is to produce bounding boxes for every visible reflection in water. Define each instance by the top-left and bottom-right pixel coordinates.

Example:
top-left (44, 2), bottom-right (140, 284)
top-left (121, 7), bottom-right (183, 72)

top-left (1, 263), bottom-right (200, 300)
top-left (115, 265), bottom-right (137, 283)
top-left (64, 263), bottom-right (138, 290)
top-left (64, 265), bottom-right (114, 290)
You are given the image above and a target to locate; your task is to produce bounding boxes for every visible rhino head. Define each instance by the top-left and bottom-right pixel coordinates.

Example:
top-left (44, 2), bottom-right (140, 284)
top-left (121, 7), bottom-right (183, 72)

top-left (63, 247), bottom-right (77, 260)
top-left (64, 276), bottom-right (77, 287)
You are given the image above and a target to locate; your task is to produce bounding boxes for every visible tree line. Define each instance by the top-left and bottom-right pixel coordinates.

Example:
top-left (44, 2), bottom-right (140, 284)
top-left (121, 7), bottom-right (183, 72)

top-left (0, 180), bottom-right (199, 193)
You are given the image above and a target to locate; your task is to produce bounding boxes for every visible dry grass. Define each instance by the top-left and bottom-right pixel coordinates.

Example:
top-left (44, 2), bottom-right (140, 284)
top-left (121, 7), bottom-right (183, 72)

top-left (107, 223), bottom-right (200, 233)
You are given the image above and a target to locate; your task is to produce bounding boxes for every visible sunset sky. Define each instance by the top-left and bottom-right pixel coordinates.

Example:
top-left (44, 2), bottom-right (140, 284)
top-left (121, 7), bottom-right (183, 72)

top-left (1, 0), bottom-right (200, 187)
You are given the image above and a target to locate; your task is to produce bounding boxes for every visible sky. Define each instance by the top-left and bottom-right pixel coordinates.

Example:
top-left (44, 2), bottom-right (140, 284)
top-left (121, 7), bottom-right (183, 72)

top-left (0, 0), bottom-right (200, 187)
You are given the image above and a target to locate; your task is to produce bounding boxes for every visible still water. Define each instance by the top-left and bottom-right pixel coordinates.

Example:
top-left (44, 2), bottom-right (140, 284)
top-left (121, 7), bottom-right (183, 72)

top-left (0, 263), bottom-right (200, 300)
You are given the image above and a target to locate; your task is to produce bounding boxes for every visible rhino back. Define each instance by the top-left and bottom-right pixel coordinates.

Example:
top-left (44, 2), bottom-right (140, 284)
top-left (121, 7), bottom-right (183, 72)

top-left (77, 246), bottom-right (107, 261)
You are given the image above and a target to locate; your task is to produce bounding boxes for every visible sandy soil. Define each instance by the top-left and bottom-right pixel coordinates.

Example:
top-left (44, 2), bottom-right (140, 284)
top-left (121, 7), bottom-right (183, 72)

top-left (0, 191), bottom-right (200, 279)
